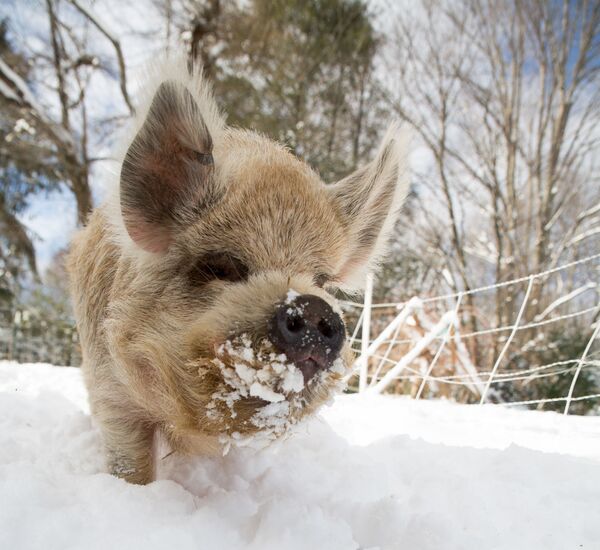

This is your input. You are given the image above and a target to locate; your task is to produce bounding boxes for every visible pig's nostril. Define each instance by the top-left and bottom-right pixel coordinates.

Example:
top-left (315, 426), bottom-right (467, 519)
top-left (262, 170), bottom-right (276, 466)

top-left (286, 316), bottom-right (304, 333)
top-left (268, 294), bottom-right (346, 382)
top-left (317, 319), bottom-right (334, 339)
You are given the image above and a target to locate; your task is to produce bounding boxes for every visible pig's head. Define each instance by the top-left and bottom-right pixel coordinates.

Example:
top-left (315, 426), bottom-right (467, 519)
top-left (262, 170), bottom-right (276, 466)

top-left (107, 62), bottom-right (408, 450)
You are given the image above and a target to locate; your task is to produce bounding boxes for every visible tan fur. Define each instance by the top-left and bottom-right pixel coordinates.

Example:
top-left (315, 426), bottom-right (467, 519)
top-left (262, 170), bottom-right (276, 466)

top-left (68, 56), bottom-right (409, 484)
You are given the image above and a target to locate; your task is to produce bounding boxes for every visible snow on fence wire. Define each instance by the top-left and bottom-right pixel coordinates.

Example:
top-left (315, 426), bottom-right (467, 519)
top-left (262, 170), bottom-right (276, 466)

top-left (344, 253), bottom-right (600, 415)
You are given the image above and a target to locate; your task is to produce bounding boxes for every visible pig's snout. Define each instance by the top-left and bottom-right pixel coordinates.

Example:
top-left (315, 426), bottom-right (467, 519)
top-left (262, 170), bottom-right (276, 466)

top-left (268, 294), bottom-right (346, 382)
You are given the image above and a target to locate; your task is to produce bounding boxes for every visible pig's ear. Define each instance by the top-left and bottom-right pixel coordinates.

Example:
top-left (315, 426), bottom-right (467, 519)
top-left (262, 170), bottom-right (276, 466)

top-left (120, 80), bottom-right (219, 253)
top-left (328, 124), bottom-right (410, 290)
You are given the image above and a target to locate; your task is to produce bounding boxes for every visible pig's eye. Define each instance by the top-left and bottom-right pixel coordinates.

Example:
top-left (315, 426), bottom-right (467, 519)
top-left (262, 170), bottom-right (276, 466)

top-left (314, 273), bottom-right (331, 288)
top-left (189, 253), bottom-right (249, 285)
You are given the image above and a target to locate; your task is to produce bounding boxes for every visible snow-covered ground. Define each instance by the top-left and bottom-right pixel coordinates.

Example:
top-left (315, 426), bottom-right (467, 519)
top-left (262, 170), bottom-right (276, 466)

top-left (1, 362), bottom-right (599, 550)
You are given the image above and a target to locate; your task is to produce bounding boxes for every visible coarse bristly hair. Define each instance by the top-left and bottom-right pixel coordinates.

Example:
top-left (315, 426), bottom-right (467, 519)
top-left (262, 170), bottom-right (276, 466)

top-left (68, 52), bottom-right (411, 485)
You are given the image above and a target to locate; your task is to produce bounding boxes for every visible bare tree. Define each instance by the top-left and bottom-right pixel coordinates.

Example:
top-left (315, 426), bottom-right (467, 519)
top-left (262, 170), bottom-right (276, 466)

top-left (0, 0), bottom-right (134, 225)
top-left (382, 0), bottom-right (600, 362)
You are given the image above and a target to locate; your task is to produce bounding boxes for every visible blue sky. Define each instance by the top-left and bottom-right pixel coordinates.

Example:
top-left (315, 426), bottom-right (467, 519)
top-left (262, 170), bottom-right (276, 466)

top-left (18, 190), bottom-right (76, 274)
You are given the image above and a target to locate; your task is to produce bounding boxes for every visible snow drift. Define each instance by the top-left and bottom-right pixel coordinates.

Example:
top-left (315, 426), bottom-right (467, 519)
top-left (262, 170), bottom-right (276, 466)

top-left (1, 361), bottom-right (599, 550)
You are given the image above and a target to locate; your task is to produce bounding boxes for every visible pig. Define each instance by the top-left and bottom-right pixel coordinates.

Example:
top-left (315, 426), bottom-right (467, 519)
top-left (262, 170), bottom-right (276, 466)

top-left (67, 58), bottom-right (409, 485)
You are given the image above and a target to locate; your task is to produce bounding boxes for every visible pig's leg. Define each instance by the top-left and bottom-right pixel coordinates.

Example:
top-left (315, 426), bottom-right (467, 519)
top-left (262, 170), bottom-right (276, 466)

top-left (99, 411), bottom-right (156, 485)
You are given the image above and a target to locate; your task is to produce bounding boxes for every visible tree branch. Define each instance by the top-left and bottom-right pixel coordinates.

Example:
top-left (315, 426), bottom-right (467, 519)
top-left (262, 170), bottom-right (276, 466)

top-left (68, 0), bottom-right (135, 115)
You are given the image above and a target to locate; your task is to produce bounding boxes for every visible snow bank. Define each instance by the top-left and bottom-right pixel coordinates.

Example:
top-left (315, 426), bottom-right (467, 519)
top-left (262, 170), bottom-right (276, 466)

top-left (1, 361), bottom-right (599, 550)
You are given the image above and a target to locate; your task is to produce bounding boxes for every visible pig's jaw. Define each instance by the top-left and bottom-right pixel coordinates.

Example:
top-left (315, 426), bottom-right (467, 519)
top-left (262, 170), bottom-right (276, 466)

top-left (191, 333), bottom-right (351, 453)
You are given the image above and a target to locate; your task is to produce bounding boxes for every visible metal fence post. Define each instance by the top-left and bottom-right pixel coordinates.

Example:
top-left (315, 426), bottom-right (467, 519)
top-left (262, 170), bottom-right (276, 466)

top-left (358, 273), bottom-right (373, 392)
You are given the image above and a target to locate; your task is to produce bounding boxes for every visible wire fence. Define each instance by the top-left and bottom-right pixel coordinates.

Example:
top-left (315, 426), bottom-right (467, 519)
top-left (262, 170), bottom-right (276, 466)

top-left (344, 253), bottom-right (600, 415)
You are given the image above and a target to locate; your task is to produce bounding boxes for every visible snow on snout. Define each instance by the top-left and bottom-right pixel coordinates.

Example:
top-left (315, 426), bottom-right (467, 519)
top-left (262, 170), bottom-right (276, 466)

top-left (215, 335), bottom-right (305, 403)
top-left (206, 335), bottom-right (312, 450)
top-left (285, 288), bottom-right (300, 304)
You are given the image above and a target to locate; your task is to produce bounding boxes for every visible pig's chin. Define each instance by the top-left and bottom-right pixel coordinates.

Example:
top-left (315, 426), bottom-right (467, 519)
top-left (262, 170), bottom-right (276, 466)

top-left (295, 358), bottom-right (321, 384)
top-left (190, 333), bottom-right (350, 449)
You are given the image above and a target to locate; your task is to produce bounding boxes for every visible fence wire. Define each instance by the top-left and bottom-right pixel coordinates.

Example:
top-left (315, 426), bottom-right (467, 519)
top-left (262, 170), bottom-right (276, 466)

top-left (345, 253), bottom-right (600, 415)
